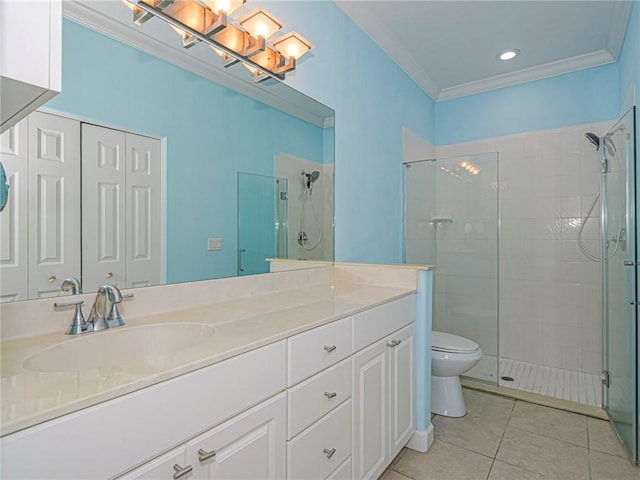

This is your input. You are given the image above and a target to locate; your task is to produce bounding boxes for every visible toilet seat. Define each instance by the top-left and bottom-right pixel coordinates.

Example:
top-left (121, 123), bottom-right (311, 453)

top-left (432, 331), bottom-right (480, 353)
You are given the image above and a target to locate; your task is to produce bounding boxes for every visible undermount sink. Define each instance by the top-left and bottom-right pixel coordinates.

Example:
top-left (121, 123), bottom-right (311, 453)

top-left (24, 323), bottom-right (215, 373)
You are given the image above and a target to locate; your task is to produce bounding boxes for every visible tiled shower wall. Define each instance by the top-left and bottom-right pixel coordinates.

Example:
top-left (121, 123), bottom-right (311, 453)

top-left (437, 120), bottom-right (613, 375)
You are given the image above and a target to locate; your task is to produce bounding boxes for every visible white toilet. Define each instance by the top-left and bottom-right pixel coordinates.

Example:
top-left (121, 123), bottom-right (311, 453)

top-left (431, 331), bottom-right (483, 417)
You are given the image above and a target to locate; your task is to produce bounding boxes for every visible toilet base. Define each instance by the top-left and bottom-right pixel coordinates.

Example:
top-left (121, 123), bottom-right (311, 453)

top-left (431, 375), bottom-right (466, 417)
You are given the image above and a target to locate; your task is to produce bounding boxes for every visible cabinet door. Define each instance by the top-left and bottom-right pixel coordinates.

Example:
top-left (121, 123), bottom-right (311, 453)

top-left (186, 393), bottom-right (286, 480)
top-left (352, 340), bottom-right (387, 480)
top-left (117, 446), bottom-right (190, 480)
top-left (388, 324), bottom-right (415, 460)
top-left (28, 112), bottom-right (81, 298)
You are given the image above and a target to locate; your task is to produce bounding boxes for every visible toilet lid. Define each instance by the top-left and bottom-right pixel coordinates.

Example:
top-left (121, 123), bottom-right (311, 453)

top-left (432, 331), bottom-right (480, 353)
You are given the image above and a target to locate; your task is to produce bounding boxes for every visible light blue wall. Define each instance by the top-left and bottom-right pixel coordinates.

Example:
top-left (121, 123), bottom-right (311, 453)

top-left (45, 19), bottom-right (324, 284)
top-left (262, 1), bottom-right (436, 264)
top-left (435, 64), bottom-right (620, 145)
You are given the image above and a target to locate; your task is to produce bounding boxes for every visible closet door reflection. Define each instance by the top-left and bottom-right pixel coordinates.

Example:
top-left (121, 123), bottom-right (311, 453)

top-left (82, 124), bottom-right (162, 292)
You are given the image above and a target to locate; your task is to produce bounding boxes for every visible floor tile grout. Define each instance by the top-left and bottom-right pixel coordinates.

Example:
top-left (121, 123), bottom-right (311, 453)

top-left (388, 389), bottom-right (637, 480)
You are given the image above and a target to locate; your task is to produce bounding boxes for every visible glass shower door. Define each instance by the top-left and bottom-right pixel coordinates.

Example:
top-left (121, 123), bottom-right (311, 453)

top-left (237, 172), bottom-right (288, 276)
top-left (404, 154), bottom-right (499, 385)
top-left (602, 106), bottom-right (637, 462)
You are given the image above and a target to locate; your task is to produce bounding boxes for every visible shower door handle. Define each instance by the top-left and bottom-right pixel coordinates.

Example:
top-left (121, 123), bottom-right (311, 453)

top-left (623, 260), bottom-right (636, 266)
top-left (238, 248), bottom-right (246, 273)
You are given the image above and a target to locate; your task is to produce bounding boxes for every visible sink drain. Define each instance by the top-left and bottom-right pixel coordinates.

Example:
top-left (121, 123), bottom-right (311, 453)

top-left (500, 376), bottom-right (514, 382)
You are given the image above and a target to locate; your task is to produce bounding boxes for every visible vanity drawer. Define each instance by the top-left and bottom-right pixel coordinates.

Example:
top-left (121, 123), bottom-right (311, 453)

top-left (288, 316), bottom-right (353, 386)
top-left (288, 357), bottom-right (352, 439)
top-left (287, 399), bottom-right (352, 480)
top-left (353, 295), bottom-right (415, 351)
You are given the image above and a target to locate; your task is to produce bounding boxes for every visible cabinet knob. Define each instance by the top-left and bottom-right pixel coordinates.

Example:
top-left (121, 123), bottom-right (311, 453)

top-left (105, 271), bottom-right (114, 279)
top-left (172, 463), bottom-right (193, 479)
top-left (323, 447), bottom-right (336, 459)
top-left (48, 275), bottom-right (57, 283)
top-left (386, 339), bottom-right (402, 348)
top-left (324, 391), bottom-right (337, 399)
top-left (323, 345), bottom-right (337, 353)
top-left (198, 448), bottom-right (217, 462)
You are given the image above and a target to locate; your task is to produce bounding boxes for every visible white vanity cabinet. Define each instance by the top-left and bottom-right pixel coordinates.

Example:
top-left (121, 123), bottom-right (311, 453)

top-left (1, 293), bottom-right (418, 480)
top-left (285, 294), bottom-right (416, 480)
top-left (352, 306), bottom-right (415, 480)
top-left (1, 341), bottom-right (287, 479)
top-left (119, 393), bottom-right (286, 480)
top-left (0, 0), bottom-right (61, 131)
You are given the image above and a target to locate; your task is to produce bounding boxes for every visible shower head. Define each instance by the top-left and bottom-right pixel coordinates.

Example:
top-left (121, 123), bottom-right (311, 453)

top-left (309, 171), bottom-right (320, 183)
top-left (302, 170), bottom-right (320, 191)
top-left (585, 132), bottom-right (600, 150)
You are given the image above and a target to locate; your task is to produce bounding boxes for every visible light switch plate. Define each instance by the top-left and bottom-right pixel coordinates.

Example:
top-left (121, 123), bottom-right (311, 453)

top-left (207, 238), bottom-right (222, 250)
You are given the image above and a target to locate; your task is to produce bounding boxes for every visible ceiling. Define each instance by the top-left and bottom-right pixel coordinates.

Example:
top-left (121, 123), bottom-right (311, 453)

top-left (335, 1), bottom-right (633, 101)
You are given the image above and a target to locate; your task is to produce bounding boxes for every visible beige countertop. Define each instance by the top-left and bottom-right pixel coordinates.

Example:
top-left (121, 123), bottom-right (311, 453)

top-left (1, 281), bottom-right (415, 437)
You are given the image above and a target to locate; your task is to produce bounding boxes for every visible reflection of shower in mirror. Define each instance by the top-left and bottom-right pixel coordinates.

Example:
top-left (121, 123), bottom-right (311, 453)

top-left (298, 170), bottom-right (323, 250)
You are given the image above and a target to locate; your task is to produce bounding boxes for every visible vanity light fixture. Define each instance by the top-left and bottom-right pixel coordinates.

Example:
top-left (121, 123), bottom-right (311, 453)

top-left (237, 8), bottom-right (283, 39)
top-left (497, 49), bottom-right (519, 61)
top-left (124, 0), bottom-right (312, 82)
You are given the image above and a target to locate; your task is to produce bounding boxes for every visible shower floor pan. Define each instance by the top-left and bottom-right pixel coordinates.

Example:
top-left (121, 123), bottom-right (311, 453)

top-left (465, 355), bottom-right (602, 408)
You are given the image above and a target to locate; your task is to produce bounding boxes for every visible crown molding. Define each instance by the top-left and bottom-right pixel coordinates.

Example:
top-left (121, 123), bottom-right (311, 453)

top-left (607, 1), bottom-right (633, 59)
top-left (334, 1), bottom-right (440, 100)
top-left (437, 49), bottom-right (616, 101)
top-left (61, 1), bottom-right (333, 128)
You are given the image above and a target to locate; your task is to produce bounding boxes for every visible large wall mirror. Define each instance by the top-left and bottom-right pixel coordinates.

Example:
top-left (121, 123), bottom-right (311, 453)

top-left (0, 0), bottom-right (334, 302)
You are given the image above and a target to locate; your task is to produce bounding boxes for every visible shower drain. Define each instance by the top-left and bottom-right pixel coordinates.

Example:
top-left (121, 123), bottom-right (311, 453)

top-left (500, 376), bottom-right (515, 382)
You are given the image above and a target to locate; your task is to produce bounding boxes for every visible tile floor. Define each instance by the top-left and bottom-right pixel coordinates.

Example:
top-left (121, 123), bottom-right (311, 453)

top-left (382, 389), bottom-right (639, 480)
top-left (466, 356), bottom-right (602, 407)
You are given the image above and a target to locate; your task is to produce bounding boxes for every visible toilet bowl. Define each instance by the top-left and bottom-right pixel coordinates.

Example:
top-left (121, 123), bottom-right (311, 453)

top-left (431, 331), bottom-right (482, 417)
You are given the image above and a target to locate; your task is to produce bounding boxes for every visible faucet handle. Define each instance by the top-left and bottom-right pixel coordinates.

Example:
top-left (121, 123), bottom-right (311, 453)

top-left (54, 300), bottom-right (89, 335)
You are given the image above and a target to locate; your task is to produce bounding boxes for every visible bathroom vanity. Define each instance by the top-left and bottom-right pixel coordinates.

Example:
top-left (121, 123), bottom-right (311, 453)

top-left (0, 264), bottom-right (433, 479)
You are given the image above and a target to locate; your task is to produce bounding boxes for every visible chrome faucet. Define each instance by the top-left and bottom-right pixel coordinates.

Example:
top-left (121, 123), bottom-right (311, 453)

top-left (54, 286), bottom-right (133, 335)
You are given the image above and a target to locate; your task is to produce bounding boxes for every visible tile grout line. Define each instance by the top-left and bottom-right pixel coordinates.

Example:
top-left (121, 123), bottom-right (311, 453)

top-left (485, 395), bottom-right (519, 479)
top-left (586, 417), bottom-right (593, 480)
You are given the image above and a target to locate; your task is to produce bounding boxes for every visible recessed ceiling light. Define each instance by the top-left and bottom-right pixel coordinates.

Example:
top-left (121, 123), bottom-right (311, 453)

top-left (498, 49), bottom-right (519, 61)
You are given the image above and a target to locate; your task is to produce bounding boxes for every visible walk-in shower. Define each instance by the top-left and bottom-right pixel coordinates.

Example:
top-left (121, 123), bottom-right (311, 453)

top-left (404, 108), bottom-right (638, 462)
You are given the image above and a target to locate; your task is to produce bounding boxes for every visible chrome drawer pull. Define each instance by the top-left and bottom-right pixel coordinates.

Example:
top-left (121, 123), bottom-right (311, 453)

top-left (324, 345), bottom-right (337, 353)
top-left (172, 463), bottom-right (193, 479)
top-left (324, 391), bottom-right (337, 399)
top-left (198, 448), bottom-right (217, 462)
top-left (386, 339), bottom-right (401, 348)
top-left (323, 448), bottom-right (336, 459)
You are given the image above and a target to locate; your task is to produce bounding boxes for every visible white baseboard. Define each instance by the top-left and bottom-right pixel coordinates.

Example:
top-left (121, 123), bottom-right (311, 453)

top-left (405, 423), bottom-right (434, 453)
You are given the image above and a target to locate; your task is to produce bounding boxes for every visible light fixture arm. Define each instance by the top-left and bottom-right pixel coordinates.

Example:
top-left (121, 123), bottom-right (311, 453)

top-left (132, 0), bottom-right (285, 81)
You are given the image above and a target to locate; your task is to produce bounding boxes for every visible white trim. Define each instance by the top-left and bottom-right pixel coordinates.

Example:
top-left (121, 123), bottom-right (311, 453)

top-left (62, 1), bottom-right (333, 128)
top-left (334, 1), bottom-right (440, 100)
top-left (437, 50), bottom-right (616, 101)
top-left (606, 1), bottom-right (634, 59)
top-left (406, 423), bottom-right (434, 453)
